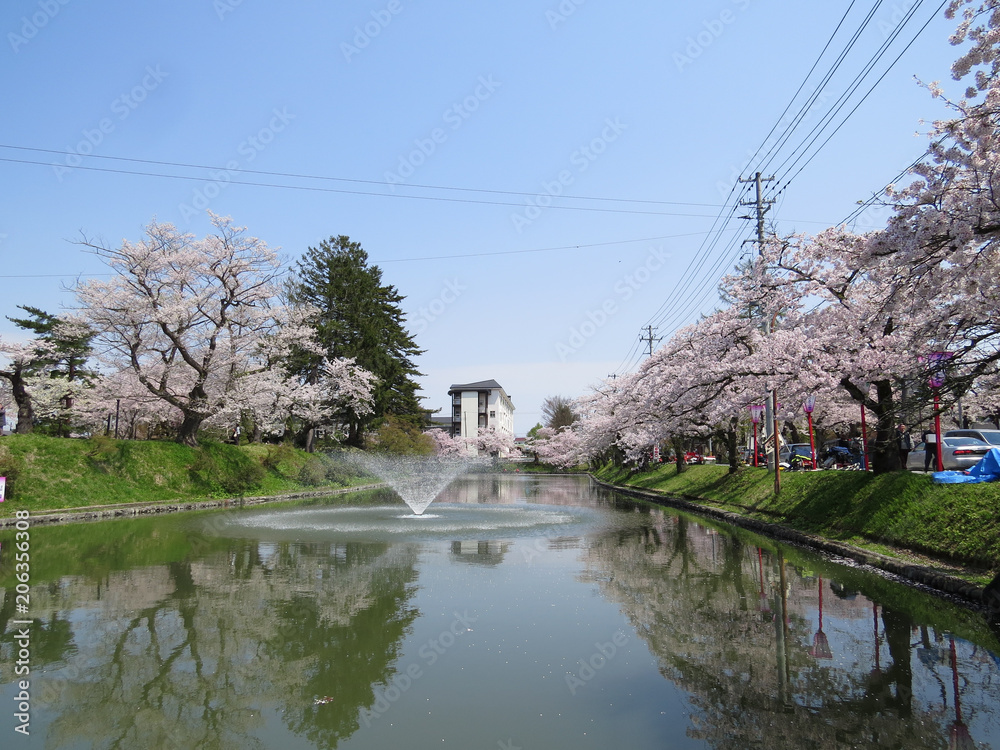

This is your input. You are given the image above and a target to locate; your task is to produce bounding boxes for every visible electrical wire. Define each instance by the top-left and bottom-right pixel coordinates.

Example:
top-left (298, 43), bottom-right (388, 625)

top-left (770, 0), bottom-right (946, 190)
top-left (621, 0), bottom-right (947, 373)
top-left (0, 144), bottom-right (725, 211)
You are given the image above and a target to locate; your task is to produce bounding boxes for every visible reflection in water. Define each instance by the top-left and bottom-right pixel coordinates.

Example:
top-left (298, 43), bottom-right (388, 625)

top-left (1, 477), bottom-right (998, 749)
top-left (2, 534), bottom-right (419, 749)
top-left (581, 506), bottom-right (1000, 748)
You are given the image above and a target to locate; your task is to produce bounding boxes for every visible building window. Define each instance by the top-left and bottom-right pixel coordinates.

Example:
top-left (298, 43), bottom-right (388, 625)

top-left (490, 410), bottom-right (495, 418)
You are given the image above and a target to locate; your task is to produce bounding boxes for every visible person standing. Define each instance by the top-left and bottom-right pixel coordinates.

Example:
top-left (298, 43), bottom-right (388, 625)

top-left (896, 424), bottom-right (913, 470)
top-left (923, 430), bottom-right (938, 472)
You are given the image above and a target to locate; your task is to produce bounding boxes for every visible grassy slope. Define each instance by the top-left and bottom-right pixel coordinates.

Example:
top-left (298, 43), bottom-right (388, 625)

top-left (3, 436), bottom-right (998, 575)
top-left (0, 434), bottom-right (373, 517)
top-left (593, 463), bottom-right (1000, 572)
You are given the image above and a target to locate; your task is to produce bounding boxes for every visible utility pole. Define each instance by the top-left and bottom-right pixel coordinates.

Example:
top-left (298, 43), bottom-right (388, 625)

top-left (639, 325), bottom-right (662, 357)
top-left (739, 172), bottom-right (775, 256)
top-left (739, 172), bottom-right (781, 495)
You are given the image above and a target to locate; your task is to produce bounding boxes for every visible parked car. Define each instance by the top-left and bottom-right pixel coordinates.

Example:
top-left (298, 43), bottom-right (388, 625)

top-left (944, 428), bottom-right (1000, 447)
top-left (907, 436), bottom-right (992, 471)
top-left (779, 443), bottom-right (816, 470)
top-left (779, 443), bottom-right (814, 462)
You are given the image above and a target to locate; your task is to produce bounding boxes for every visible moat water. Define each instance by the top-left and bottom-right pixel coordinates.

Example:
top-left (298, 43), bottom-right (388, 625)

top-left (2, 474), bottom-right (998, 748)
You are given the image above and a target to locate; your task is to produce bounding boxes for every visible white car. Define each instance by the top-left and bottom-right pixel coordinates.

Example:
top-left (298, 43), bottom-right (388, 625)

top-left (907, 436), bottom-right (992, 471)
top-left (944, 428), bottom-right (1000, 447)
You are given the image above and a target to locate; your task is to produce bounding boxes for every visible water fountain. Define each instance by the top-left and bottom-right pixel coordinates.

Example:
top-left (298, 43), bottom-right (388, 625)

top-left (349, 453), bottom-right (472, 515)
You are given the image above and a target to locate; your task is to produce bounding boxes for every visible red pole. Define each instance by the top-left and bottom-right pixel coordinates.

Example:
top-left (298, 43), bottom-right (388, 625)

top-left (934, 389), bottom-right (944, 471)
top-left (860, 404), bottom-right (869, 471)
top-left (950, 638), bottom-right (963, 723)
top-left (807, 412), bottom-right (816, 469)
top-left (773, 389), bottom-right (781, 495)
top-left (818, 576), bottom-right (824, 631)
top-left (753, 422), bottom-right (758, 467)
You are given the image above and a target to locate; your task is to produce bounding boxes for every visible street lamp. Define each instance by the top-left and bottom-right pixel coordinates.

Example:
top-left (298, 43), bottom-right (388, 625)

top-left (802, 395), bottom-right (817, 469)
top-left (924, 351), bottom-right (953, 472)
top-left (809, 577), bottom-right (833, 660)
top-left (860, 402), bottom-right (870, 471)
top-left (749, 404), bottom-right (765, 467)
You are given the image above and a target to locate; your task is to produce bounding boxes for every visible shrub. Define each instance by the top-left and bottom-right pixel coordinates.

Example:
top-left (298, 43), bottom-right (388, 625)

top-left (298, 457), bottom-right (327, 486)
top-left (87, 434), bottom-right (124, 472)
top-left (261, 443), bottom-right (297, 475)
top-left (190, 441), bottom-right (265, 497)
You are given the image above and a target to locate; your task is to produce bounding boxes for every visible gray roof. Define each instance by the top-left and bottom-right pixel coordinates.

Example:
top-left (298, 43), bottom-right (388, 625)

top-left (449, 379), bottom-right (504, 391)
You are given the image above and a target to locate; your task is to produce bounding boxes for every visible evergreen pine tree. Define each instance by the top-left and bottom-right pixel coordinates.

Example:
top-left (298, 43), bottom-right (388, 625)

top-left (289, 236), bottom-right (424, 446)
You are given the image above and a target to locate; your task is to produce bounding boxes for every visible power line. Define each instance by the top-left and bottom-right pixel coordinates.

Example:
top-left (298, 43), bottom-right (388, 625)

top-left (753, 0), bottom-right (890, 178)
top-left (612, 0), bottom-right (945, 377)
top-left (0, 154), bottom-right (728, 219)
top-left (770, 0), bottom-right (945, 190)
top-left (0, 144), bottom-right (726, 211)
top-left (373, 230), bottom-right (724, 264)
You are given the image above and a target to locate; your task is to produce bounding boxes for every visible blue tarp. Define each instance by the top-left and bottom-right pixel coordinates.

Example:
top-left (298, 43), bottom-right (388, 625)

top-left (931, 447), bottom-right (1000, 484)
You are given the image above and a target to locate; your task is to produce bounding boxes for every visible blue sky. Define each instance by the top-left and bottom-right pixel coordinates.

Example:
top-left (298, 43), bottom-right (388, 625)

top-left (0, 0), bottom-right (961, 433)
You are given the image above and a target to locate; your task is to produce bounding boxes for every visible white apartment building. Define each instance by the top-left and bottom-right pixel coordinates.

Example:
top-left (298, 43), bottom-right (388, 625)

top-left (448, 379), bottom-right (515, 448)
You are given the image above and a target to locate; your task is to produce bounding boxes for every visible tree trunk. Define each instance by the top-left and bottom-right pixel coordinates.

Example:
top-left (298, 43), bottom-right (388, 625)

top-left (5, 369), bottom-right (35, 434)
top-left (784, 420), bottom-right (801, 443)
top-left (842, 376), bottom-right (899, 475)
top-left (870, 379), bottom-right (899, 474)
top-left (346, 419), bottom-right (363, 448)
top-left (726, 419), bottom-right (740, 474)
top-left (672, 436), bottom-right (687, 474)
top-left (176, 411), bottom-right (203, 447)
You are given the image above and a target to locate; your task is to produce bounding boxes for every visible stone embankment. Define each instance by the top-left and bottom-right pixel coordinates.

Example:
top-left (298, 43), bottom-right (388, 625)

top-left (0, 484), bottom-right (384, 528)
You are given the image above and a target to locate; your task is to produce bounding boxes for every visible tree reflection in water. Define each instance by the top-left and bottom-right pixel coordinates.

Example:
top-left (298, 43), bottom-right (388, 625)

top-left (2, 482), bottom-right (999, 749)
top-left (5, 535), bottom-right (418, 749)
top-left (580, 506), bottom-right (996, 749)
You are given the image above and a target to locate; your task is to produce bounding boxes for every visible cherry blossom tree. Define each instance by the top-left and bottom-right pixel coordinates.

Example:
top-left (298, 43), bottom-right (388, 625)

top-left (76, 215), bottom-right (287, 446)
top-left (0, 338), bottom-right (42, 433)
top-left (72, 368), bottom-right (180, 439)
top-left (211, 312), bottom-right (376, 448)
top-left (473, 426), bottom-right (516, 458)
top-left (424, 428), bottom-right (468, 457)
top-left (528, 425), bottom-right (587, 469)
top-left (0, 310), bottom-right (93, 435)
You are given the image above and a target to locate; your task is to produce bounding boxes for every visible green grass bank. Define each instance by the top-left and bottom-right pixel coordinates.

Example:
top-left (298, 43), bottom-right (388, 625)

top-left (592, 462), bottom-right (1000, 578)
top-left (0, 434), bottom-right (375, 518)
